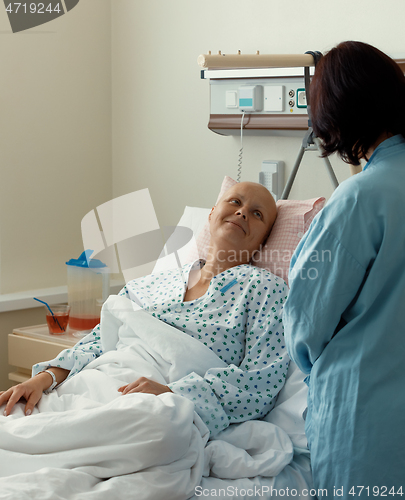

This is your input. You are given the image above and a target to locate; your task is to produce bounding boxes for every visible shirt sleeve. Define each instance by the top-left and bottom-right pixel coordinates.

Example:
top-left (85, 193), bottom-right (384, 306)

top-left (32, 324), bottom-right (104, 381)
top-left (169, 276), bottom-right (290, 437)
top-left (283, 223), bottom-right (367, 376)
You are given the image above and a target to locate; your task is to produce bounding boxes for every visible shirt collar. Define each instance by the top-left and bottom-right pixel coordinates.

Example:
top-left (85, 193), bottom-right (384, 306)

top-left (363, 134), bottom-right (405, 171)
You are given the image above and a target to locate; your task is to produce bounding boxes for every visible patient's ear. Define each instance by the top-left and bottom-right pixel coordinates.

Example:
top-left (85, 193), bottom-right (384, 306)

top-left (208, 206), bottom-right (215, 221)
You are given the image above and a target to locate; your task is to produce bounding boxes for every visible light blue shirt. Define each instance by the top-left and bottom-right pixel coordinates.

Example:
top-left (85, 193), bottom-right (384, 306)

top-left (283, 135), bottom-right (405, 494)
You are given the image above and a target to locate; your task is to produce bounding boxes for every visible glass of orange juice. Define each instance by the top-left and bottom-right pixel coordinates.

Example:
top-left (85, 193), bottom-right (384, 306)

top-left (45, 304), bottom-right (70, 334)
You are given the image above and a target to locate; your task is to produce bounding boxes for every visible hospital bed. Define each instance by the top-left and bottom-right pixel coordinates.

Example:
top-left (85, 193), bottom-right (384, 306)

top-left (0, 177), bottom-right (322, 499)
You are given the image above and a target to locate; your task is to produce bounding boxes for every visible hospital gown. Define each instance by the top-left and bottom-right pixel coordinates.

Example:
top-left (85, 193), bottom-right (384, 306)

top-left (34, 261), bottom-right (290, 436)
top-left (283, 135), bottom-right (405, 494)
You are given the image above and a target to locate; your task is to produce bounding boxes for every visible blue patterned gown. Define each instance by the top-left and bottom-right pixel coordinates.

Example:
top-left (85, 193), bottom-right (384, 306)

top-left (34, 262), bottom-right (289, 437)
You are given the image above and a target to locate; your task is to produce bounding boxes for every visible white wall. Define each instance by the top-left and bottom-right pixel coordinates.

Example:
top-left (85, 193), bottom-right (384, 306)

top-left (111, 0), bottom-right (405, 230)
top-left (0, 0), bottom-right (112, 294)
top-left (0, 0), bottom-right (112, 389)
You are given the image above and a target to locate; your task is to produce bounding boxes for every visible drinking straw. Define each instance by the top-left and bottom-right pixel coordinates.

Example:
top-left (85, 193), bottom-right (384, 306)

top-left (33, 297), bottom-right (65, 332)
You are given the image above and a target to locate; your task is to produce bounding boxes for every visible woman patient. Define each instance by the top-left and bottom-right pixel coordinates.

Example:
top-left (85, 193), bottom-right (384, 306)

top-left (1, 182), bottom-right (289, 437)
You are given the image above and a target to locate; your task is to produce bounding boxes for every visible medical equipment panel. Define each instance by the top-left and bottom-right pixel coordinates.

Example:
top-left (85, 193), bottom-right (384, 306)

top-left (205, 73), bottom-right (309, 135)
top-left (211, 77), bottom-right (307, 115)
top-left (199, 51), bottom-right (317, 136)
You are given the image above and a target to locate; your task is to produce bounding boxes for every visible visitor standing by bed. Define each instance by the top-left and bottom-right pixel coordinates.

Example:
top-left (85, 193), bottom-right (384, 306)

top-left (283, 41), bottom-right (405, 495)
top-left (1, 182), bottom-right (290, 437)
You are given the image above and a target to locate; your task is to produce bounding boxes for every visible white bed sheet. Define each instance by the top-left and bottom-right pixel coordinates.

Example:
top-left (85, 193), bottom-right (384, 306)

top-left (0, 295), bottom-right (312, 499)
top-left (187, 361), bottom-right (312, 500)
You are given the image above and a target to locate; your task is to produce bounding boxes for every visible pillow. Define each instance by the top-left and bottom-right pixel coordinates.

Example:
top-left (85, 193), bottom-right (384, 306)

top-left (253, 197), bottom-right (325, 283)
top-left (152, 206), bottom-right (211, 275)
top-left (185, 176), bottom-right (325, 284)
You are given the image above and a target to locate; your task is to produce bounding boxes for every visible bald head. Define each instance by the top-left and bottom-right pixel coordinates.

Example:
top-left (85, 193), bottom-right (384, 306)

top-left (219, 181), bottom-right (276, 208)
top-left (210, 181), bottom-right (277, 256)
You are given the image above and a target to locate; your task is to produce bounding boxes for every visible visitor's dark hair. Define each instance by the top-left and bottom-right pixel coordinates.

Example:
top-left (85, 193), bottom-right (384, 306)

top-left (310, 41), bottom-right (405, 165)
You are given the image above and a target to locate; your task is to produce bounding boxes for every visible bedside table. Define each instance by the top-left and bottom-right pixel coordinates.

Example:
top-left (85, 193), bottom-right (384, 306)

top-left (8, 325), bottom-right (79, 384)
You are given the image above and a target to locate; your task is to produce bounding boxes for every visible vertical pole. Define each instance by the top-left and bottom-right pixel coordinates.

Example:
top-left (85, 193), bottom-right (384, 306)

top-left (280, 145), bottom-right (306, 200)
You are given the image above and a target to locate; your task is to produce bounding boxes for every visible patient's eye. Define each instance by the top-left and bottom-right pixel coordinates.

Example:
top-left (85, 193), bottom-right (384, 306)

top-left (229, 199), bottom-right (240, 205)
top-left (253, 210), bottom-right (263, 219)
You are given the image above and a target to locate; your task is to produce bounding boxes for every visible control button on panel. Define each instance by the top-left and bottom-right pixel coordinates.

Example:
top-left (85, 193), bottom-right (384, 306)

top-left (226, 90), bottom-right (238, 108)
top-left (297, 88), bottom-right (307, 108)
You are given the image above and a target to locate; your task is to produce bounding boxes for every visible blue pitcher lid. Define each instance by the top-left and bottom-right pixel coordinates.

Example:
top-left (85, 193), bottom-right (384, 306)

top-left (66, 250), bottom-right (107, 268)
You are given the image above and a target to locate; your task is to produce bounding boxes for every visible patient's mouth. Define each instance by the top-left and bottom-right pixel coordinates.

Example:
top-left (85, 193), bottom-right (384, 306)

top-left (226, 221), bottom-right (245, 233)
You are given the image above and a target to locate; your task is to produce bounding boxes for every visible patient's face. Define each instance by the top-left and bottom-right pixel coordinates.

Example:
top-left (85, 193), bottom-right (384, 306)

top-left (209, 182), bottom-right (277, 261)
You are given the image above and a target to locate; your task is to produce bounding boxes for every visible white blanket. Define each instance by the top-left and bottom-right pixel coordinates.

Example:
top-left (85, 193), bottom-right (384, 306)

top-left (0, 295), bottom-right (301, 500)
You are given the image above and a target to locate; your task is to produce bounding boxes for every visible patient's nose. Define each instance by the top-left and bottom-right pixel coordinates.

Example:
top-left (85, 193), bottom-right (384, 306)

top-left (235, 209), bottom-right (247, 219)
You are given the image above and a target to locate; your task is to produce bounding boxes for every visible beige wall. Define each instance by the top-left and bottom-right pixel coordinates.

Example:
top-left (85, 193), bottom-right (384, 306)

top-left (111, 0), bottom-right (405, 228)
top-left (0, 0), bottom-right (112, 388)
top-left (0, 0), bottom-right (112, 293)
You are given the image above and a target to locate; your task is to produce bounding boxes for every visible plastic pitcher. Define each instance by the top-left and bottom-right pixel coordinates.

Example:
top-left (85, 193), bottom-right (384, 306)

top-left (66, 250), bottom-right (110, 332)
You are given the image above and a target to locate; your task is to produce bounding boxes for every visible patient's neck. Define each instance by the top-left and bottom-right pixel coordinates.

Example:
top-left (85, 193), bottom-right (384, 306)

top-left (200, 245), bottom-right (249, 284)
top-left (184, 247), bottom-right (249, 302)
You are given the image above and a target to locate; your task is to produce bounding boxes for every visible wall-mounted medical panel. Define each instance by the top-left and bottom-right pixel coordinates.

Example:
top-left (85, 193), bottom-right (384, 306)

top-left (202, 67), bottom-right (311, 136)
top-left (208, 76), bottom-right (308, 135)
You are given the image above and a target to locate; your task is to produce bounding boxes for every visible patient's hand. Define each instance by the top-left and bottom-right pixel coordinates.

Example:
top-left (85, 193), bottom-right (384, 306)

top-left (118, 377), bottom-right (173, 396)
top-left (1, 368), bottom-right (69, 417)
top-left (0, 374), bottom-right (49, 416)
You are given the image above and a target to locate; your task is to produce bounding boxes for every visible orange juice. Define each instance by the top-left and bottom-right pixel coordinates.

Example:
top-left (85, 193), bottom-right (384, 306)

top-left (68, 315), bottom-right (100, 331)
top-left (46, 312), bottom-right (69, 334)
